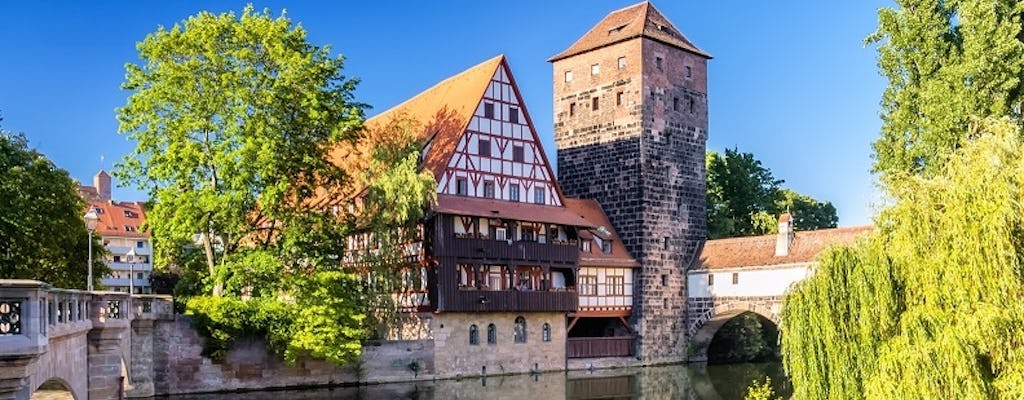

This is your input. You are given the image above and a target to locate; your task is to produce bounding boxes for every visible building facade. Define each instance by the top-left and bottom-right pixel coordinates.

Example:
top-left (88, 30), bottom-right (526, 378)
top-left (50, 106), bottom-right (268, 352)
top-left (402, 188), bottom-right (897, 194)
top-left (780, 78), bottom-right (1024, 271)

top-left (550, 2), bottom-right (711, 363)
top-left (81, 170), bottom-right (153, 294)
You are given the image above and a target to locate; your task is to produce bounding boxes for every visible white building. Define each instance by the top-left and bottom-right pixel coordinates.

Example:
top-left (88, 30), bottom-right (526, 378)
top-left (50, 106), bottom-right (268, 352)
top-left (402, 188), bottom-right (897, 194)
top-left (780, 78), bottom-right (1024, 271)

top-left (81, 170), bottom-right (153, 294)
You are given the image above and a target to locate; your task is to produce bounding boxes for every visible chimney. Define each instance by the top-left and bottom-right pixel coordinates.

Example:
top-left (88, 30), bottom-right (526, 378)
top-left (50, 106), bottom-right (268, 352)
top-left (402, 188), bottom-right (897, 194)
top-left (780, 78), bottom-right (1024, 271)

top-left (775, 213), bottom-right (794, 257)
top-left (94, 170), bottom-right (111, 201)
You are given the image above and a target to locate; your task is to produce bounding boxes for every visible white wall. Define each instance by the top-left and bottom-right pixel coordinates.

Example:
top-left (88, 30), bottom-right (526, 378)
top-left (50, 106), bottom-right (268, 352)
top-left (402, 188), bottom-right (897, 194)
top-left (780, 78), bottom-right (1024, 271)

top-left (687, 264), bottom-right (812, 298)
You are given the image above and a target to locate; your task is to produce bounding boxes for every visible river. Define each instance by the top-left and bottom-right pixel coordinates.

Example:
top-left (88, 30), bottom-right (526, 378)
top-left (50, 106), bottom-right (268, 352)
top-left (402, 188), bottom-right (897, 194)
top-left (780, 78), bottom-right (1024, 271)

top-left (164, 362), bottom-right (789, 400)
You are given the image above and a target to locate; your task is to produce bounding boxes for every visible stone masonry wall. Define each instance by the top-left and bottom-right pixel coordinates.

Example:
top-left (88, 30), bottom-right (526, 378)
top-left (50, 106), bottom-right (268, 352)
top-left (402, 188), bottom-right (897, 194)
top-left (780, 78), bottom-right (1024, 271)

top-left (150, 316), bottom-right (433, 396)
top-left (553, 35), bottom-right (708, 364)
top-left (431, 312), bottom-right (566, 378)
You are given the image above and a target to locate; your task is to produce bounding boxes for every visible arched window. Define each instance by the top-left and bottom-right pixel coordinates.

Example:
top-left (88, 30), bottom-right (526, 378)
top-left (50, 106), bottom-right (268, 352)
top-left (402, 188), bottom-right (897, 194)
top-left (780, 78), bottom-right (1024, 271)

top-left (514, 316), bottom-right (527, 343)
top-left (487, 323), bottom-right (497, 345)
top-left (542, 323), bottom-right (551, 342)
top-left (469, 324), bottom-right (479, 345)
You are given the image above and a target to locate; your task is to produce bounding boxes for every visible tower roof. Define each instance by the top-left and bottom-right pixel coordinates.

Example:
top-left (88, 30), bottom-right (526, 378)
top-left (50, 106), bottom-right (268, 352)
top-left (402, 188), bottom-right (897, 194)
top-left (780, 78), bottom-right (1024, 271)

top-left (548, 1), bottom-right (710, 62)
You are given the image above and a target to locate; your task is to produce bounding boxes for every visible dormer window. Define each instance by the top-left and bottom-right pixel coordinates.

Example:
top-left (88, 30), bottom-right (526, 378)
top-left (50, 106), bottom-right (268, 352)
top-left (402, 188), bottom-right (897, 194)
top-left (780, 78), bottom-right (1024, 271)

top-left (581, 240), bottom-right (592, 253)
top-left (602, 241), bottom-right (612, 254)
top-left (125, 225), bottom-right (135, 232)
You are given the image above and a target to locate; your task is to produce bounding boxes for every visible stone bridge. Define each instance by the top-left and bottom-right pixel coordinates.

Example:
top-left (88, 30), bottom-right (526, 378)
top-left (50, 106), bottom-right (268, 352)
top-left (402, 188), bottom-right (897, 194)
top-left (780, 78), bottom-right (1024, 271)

top-left (684, 263), bottom-right (812, 362)
top-left (0, 280), bottom-right (173, 400)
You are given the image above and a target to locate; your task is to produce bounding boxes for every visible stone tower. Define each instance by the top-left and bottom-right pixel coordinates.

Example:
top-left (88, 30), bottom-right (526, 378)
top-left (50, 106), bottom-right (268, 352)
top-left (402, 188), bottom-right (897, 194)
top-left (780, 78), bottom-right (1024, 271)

top-left (549, 2), bottom-right (709, 363)
top-left (94, 170), bottom-right (111, 201)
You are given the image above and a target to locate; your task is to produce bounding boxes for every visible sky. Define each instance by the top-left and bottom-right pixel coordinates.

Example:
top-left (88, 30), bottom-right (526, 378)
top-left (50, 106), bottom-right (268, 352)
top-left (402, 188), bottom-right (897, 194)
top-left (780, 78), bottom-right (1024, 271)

top-left (0, 1), bottom-right (889, 226)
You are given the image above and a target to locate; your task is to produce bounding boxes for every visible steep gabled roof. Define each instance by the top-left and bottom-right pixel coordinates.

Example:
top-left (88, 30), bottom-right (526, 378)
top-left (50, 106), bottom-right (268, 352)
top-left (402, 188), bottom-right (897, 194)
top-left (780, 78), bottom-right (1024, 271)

top-left (563, 198), bottom-right (639, 268)
top-left (549, 1), bottom-right (710, 62)
top-left (87, 201), bottom-right (149, 238)
top-left (435, 194), bottom-right (598, 228)
top-left (363, 55), bottom-right (505, 181)
top-left (696, 226), bottom-right (873, 270)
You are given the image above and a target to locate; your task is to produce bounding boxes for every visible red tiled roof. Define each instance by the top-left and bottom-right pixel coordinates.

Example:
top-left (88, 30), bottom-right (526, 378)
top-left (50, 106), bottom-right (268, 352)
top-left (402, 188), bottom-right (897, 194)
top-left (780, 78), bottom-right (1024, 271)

top-left (548, 1), bottom-right (710, 62)
top-left (563, 198), bottom-right (639, 268)
top-left (87, 201), bottom-right (148, 238)
top-left (697, 226), bottom-right (873, 270)
top-left (435, 194), bottom-right (597, 228)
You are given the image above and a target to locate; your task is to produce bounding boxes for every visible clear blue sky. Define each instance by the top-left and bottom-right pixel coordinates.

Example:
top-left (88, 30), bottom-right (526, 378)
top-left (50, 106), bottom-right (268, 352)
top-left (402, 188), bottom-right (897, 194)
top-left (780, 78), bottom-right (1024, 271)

top-left (0, 1), bottom-right (888, 226)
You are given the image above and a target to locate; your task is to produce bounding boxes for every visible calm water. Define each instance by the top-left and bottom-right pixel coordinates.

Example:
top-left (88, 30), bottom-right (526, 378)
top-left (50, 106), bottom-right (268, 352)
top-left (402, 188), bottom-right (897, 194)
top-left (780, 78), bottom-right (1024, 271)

top-left (165, 362), bottom-right (789, 400)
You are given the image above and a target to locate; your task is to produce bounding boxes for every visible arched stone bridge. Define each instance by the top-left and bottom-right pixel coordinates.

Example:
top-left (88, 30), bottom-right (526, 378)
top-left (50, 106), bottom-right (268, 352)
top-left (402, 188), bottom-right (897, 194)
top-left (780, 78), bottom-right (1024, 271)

top-left (0, 280), bottom-right (173, 400)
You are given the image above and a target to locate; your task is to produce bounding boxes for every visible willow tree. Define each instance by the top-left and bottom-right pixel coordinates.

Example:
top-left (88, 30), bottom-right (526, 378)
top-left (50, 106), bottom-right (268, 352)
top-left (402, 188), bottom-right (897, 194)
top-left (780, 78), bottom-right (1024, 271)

top-left (782, 119), bottom-right (1024, 399)
top-left (116, 7), bottom-right (434, 364)
top-left (869, 0), bottom-right (1024, 177)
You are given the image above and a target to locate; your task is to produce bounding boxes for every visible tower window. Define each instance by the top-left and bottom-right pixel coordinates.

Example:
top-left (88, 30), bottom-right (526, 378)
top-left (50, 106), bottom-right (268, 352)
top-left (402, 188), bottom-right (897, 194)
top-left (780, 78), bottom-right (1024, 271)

top-left (661, 274), bottom-right (668, 286)
top-left (513, 145), bottom-right (525, 162)
top-left (663, 237), bottom-right (670, 250)
top-left (689, 96), bottom-right (695, 114)
top-left (673, 97), bottom-right (679, 111)
top-left (484, 102), bottom-right (494, 118)
top-left (509, 107), bottom-right (519, 123)
top-left (708, 274), bottom-right (715, 286)
top-left (656, 57), bottom-right (664, 71)
top-left (617, 56), bottom-right (626, 69)
top-left (685, 66), bottom-right (692, 78)
top-left (592, 97), bottom-right (599, 111)
top-left (570, 102), bottom-right (577, 117)
top-left (564, 71), bottom-right (573, 83)
top-left (534, 188), bottom-right (546, 204)
top-left (616, 92), bottom-right (624, 106)
top-left (478, 139), bottom-right (491, 157)
top-left (483, 181), bottom-right (495, 199)
top-left (732, 273), bottom-right (740, 285)
top-left (456, 178), bottom-right (468, 196)
top-left (591, 63), bottom-right (600, 75)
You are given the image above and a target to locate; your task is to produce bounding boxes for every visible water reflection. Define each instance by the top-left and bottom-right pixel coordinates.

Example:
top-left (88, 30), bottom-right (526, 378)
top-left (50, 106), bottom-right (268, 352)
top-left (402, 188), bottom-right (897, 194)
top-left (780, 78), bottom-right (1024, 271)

top-left (164, 362), bottom-right (788, 400)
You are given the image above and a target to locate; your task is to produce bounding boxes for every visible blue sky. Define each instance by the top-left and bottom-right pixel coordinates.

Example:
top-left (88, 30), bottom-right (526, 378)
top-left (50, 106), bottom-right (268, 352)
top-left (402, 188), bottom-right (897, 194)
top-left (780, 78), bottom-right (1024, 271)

top-left (0, 1), bottom-right (887, 226)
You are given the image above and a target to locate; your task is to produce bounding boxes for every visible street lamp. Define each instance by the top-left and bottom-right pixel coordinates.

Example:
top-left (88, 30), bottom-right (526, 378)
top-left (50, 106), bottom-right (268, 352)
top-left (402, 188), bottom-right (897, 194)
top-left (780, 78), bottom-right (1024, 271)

top-left (84, 208), bottom-right (99, 291)
top-left (126, 247), bottom-right (136, 295)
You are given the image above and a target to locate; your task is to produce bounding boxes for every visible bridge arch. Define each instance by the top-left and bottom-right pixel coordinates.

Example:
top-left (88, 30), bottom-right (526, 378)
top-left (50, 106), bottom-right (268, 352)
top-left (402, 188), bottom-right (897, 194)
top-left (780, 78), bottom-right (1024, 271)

top-left (687, 301), bottom-right (780, 362)
top-left (31, 378), bottom-right (76, 400)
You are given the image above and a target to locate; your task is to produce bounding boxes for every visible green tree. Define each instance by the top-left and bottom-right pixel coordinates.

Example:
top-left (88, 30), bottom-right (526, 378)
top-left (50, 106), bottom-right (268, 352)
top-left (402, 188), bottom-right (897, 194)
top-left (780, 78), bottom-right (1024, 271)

top-left (868, 0), bottom-right (1024, 177)
top-left (782, 119), bottom-right (1024, 399)
top-left (117, 7), bottom-right (435, 364)
top-left (0, 127), bottom-right (108, 288)
top-left (706, 149), bottom-right (837, 238)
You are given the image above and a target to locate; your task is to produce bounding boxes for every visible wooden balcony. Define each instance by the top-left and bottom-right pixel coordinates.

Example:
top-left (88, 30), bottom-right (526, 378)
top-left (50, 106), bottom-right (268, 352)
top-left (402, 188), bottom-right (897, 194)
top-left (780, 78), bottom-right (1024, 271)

top-left (566, 336), bottom-right (636, 358)
top-left (444, 288), bottom-right (578, 312)
top-left (446, 237), bottom-right (579, 265)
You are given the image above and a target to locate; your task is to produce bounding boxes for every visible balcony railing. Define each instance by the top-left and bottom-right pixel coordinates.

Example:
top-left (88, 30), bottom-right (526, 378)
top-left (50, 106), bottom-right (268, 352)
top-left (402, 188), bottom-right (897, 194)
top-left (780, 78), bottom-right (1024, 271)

top-left (445, 288), bottom-right (578, 312)
top-left (447, 237), bottom-right (579, 264)
top-left (567, 336), bottom-right (635, 358)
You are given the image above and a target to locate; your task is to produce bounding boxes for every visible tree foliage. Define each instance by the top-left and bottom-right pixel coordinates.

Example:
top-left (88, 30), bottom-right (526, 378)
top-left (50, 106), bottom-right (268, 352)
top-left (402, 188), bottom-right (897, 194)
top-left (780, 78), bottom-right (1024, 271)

top-left (868, 0), bottom-right (1024, 177)
top-left (706, 148), bottom-right (837, 239)
top-left (782, 119), bottom-right (1024, 399)
top-left (116, 7), bottom-right (435, 365)
top-left (0, 126), bottom-right (108, 289)
top-left (707, 312), bottom-right (780, 364)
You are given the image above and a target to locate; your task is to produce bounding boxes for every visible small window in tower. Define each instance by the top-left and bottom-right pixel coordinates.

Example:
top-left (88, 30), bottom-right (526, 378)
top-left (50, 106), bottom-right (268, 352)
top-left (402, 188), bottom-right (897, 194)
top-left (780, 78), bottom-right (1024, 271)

top-left (570, 102), bottom-right (577, 117)
top-left (510, 185), bottom-right (520, 202)
top-left (478, 139), bottom-right (491, 157)
top-left (689, 96), bottom-right (695, 114)
top-left (565, 71), bottom-right (573, 83)
top-left (592, 97), bottom-right (599, 111)
top-left (685, 66), bottom-right (692, 78)
top-left (663, 237), bottom-right (670, 250)
top-left (673, 97), bottom-right (679, 111)
top-left (512, 145), bottom-right (524, 162)
top-left (661, 274), bottom-right (669, 286)
top-left (484, 102), bottom-right (494, 119)
top-left (732, 273), bottom-right (739, 285)
top-left (483, 181), bottom-right (495, 199)
top-left (591, 63), bottom-right (600, 75)
top-left (656, 57), bottom-right (664, 71)
top-left (456, 178), bottom-right (468, 196)
top-left (534, 187), bottom-right (546, 204)
top-left (509, 107), bottom-right (519, 123)
top-left (616, 91), bottom-right (624, 106)
top-left (708, 274), bottom-right (715, 286)
top-left (618, 56), bottom-right (626, 69)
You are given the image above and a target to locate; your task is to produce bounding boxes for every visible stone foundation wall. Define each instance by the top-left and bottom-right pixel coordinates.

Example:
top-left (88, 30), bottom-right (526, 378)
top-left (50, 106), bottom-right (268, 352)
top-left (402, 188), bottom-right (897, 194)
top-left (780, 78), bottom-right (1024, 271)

top-left (431, 312), bottom-right (566, 378)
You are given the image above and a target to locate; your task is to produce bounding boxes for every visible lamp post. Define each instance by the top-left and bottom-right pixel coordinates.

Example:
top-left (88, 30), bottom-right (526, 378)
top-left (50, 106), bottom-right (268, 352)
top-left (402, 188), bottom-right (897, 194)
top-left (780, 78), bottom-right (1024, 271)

top-left (126, 247), bottom-right (136, 295)
top-left (84, 209), bottom-right (99, 291)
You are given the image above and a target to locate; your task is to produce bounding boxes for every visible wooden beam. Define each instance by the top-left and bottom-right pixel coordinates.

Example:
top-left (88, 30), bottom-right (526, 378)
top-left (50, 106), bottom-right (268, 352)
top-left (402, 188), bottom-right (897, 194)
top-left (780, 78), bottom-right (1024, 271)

top-left (618, 316), bottom-right (633, 334)
top-left (567, 315), bottom-right (580, 333)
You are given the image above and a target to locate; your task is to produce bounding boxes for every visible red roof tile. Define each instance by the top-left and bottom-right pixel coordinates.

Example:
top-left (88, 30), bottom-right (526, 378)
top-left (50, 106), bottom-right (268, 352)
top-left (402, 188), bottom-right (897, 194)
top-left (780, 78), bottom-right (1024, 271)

top-left (435, 194), bottom-right (597, 228)
top-left (549, 1), bottom-right (710, 62)
top-left (697, 226), bottom-right (873, 270)
top-left (563, 198), bottom-right (639, 268)
top-left (87, 201), bottom-right (148, 238)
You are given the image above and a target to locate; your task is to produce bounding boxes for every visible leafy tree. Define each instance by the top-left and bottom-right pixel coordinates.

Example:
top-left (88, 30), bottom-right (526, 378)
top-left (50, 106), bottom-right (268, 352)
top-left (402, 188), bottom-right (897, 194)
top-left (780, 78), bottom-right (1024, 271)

top-left (706, 149), bottom-right (837, 239)
top-left (868, 0), bottom-right (1024, 177)
top-left (782, 119), bottom-right (1024, 399)
top-left (117, 7), bottom-right (435, 364)
top-left (707, 312), bottom-right (780, 364)
top-left (0, 126), bottom-right (108, 288)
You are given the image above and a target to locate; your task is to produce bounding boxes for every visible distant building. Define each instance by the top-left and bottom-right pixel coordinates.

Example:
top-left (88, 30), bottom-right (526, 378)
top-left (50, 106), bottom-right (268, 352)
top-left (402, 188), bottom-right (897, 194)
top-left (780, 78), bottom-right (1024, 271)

top-left (81, 170), bottom-right (153, 294)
